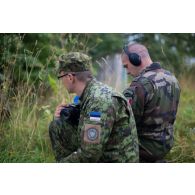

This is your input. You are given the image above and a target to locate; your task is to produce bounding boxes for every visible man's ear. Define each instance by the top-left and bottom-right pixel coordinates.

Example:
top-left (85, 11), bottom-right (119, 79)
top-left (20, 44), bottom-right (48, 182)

top-left (69, 73), bottom-right (76, 82)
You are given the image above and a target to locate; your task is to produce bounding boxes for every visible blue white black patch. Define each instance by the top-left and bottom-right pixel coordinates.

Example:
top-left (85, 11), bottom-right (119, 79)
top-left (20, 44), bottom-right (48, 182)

top-left (89, 111), bottom-right (101, 122)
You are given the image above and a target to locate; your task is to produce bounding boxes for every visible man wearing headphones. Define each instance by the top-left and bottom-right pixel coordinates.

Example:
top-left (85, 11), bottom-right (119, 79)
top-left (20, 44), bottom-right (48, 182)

top-left (121, 43), bottom-right (181, 162)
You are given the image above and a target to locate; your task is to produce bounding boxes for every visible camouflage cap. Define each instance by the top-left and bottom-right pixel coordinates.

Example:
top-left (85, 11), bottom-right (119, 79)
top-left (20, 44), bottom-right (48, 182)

top-left (58, 52), bottom-right (92, 73)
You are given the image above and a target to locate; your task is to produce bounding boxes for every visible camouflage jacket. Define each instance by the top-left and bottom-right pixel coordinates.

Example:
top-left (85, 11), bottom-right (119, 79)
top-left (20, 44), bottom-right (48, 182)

top-left (123, 63), bottom-right (180, 156)
top-left (60, 78), bottom-right (139, 162)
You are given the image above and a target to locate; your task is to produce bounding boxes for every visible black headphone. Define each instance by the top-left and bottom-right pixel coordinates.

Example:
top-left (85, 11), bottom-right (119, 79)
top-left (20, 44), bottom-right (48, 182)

top-left (123, 46), bottom-right (141, 66)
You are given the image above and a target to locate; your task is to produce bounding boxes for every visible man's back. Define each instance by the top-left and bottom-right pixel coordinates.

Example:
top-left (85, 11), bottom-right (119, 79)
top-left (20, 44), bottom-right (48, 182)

top-left (77, 79), bottom-right (139, 162)
top-left (123, 63), bottom-right (180, 161)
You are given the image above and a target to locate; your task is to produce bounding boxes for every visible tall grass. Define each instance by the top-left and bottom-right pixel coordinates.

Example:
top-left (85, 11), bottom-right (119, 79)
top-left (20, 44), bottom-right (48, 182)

top-left (0, 70), bottom-right (74, 162)
top-left (0, 35), bottom-right (86, 162)
top-left (165, 76), bottom-right (195, 162)
top-left (1, 50), bottom-right (195, 162)
top-left (1, 73), bottom-right (195, 162)
top-left (0, 47), bottom-right (74, 162)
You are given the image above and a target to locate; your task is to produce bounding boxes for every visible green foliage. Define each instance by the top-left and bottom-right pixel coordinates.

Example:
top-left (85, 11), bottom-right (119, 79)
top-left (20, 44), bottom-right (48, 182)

top-left (165, 77), bottom-right (195, 162)
top-left (48, 74), bottom-right (58, 95)
top-left (0, 85), bottom-right (54, 162)
top-left (1, 74), bottom-right (194, 162)
top-left (0, 33), bottom-right (195, 162)
top-left (125, 33), bottom-right (195, 75)
top-left (87, 33), bottom-right (124, 58)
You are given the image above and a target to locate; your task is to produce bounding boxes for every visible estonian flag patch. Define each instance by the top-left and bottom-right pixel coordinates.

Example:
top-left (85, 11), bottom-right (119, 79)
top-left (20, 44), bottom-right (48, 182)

top-left (89, 111), bottom-right (101, 122)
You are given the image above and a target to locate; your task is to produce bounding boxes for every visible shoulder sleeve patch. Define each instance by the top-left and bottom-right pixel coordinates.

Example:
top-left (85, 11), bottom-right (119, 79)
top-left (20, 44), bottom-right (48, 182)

top-left (83, 124), bottom-right (101, 144)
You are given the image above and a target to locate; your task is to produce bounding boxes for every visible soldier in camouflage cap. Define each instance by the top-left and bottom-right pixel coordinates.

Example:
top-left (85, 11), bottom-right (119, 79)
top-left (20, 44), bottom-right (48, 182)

top-left (49, 52), bottom-right (139, 162)
top-left (121, 43), bottom-right (181, 162)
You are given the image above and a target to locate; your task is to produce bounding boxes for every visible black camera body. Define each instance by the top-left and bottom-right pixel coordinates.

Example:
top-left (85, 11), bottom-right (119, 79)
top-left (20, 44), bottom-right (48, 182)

top-left (60, 104), bottom-right (80, 126)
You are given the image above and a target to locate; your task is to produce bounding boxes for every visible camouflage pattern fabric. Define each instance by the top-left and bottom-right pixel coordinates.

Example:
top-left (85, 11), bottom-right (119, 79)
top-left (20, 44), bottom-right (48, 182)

top-left (49, 79), bottom-right (139, 163)
top-left (49, 119), bottom-right (79, 161)
top-left (58, 52), bottom-right (92, 73)
top-left (123, 63), bottom-right (181, 161)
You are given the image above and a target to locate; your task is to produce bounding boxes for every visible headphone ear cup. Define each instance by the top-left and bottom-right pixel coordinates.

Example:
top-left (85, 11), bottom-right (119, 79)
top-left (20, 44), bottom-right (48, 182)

top-left (129, 53), bottom-right (141, 66)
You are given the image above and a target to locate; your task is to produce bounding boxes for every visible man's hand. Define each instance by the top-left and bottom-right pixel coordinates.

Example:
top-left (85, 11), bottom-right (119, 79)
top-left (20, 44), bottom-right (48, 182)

top-left (54, 104), bottom-right (67, 118)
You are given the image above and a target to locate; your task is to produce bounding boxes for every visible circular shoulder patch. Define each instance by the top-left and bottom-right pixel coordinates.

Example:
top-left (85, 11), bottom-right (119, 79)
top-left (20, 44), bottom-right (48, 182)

top-left (87, 128), bottom-right (98, 141)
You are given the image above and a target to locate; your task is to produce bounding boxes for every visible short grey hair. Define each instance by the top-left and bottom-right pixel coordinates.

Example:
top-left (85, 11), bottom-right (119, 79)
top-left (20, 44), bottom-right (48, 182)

top-left (75, 71), bottom-right (93, 82)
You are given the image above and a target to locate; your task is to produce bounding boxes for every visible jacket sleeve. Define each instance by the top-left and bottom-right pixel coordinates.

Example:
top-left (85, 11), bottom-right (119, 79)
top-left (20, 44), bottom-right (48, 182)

top-left (123, 78), bottom-right (154, 124)
top-left (59, 99), bottom-right (115, 163)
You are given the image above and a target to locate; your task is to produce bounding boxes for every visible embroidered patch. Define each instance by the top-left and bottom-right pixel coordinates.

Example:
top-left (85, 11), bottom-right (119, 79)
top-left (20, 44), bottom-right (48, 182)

top-left (87, 128), bottom-right (98, 141)
top-left (84, 124), bottom-right (101, 144)
top-left (89, 111), bottom-right (101, 122)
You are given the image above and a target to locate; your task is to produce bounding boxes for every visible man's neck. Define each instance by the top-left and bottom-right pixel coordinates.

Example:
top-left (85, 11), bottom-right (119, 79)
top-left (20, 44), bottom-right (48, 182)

top-left (142, 59), bottom-right (153, 70)
top-left (74, 82), bottom-right (86, 96)
top-left (74, 79), bottom-right (92, 96)
top-left (137, 59), bottom-right (153, 76)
